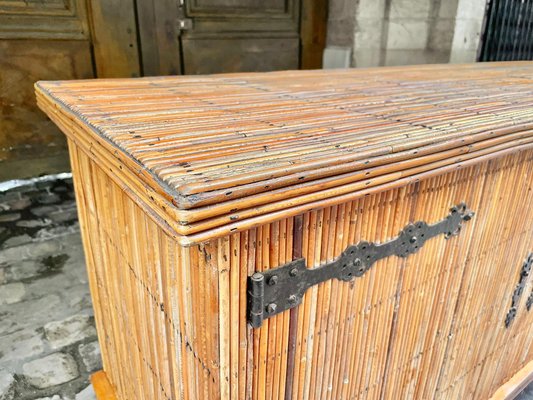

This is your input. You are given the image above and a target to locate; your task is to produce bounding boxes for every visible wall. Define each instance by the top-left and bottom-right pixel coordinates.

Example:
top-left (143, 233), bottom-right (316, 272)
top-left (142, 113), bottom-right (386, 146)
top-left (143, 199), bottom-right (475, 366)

top-left (449, 0), bottom-right (490, 63)
top-left (325, 0), bottom-right (488, 68)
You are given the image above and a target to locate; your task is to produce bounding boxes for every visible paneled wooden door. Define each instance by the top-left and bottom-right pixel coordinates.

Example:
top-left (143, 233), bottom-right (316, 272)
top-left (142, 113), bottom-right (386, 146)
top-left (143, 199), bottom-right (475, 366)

top-left (136, 0), bottom-right (326, 75)
top-left (0, 0), bottom-right (94, 180)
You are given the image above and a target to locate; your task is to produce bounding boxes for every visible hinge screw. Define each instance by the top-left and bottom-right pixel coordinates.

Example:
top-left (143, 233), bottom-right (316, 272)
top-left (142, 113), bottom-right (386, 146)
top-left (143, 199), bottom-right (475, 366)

top-left (288, 295), bottom-right (298, 304)
top-left (266, 303), bottom-right (277, 314)
top-left (268, 275), bottom-right (278, 286)
top-left (289, 268), bottom-right (298, 277)
top-left (410, 236), bottom-right (418, 244)
top-left (462, 212), bottom-right (474, 221)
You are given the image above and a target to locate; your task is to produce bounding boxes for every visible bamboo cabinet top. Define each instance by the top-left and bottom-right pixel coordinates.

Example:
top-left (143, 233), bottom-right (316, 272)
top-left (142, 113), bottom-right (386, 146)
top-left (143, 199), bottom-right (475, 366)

top-left (36, 62), bottom-right (533, 245)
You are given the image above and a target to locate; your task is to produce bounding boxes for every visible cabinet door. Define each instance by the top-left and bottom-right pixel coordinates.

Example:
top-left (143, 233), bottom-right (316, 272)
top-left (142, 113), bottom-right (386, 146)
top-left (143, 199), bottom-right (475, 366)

top-left (182, 0), bottom-right (300, 74)
top-left (137, 0), bottom-right (301, 75)
top-left (0, 0), bottom-right (94, 179)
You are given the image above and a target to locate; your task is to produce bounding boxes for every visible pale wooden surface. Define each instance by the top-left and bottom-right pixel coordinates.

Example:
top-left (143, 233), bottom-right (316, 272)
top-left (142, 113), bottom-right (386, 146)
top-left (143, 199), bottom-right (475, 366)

top-left (490, 361), bottom-right (533, 400)
top-left (36, 62), bottom-right (533, 243)
top-left (87, 0), bottom-right (140, 78)
top-left (69, 144), bottom-right (533, 399)
top-left (91, 371), bottom-right (118, 400)
top-left (38, 64), bottom-right (533, 400)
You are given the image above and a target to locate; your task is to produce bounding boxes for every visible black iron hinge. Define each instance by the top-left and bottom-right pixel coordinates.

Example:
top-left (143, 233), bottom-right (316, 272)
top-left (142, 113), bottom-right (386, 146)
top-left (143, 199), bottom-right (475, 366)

top-left (248, 203), bottom-right (475, 328)
top-left (505, 253), bottom-right (533, 328)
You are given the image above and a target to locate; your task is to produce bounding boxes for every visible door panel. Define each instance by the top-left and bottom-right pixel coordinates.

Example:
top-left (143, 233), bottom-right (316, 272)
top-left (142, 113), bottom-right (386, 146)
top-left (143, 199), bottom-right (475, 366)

top-left (136, 0), bottom-right (301, 75)
top-left (136, 0), bottom-right (182, 76)
top-left (182, 37), bottom-right (299, 74)
top-left (193, 0), bottom-right (287, 12)
top-left (0, 0), bottom-right (94, 180)
top-left (182, 0), bottom-right (300, 74)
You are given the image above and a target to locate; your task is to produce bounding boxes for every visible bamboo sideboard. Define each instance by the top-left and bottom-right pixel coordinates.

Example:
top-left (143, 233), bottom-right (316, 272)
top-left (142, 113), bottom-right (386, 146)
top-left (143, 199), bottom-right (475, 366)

top-left (36, 62), bottom-right (533, 400)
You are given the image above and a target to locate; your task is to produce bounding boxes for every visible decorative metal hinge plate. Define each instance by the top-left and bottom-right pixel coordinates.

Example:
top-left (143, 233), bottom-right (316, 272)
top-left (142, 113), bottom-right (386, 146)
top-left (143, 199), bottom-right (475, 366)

top-left (504, 253), bottom-right (533, 328)
top-left (248, 203), bottom-right (475, 328)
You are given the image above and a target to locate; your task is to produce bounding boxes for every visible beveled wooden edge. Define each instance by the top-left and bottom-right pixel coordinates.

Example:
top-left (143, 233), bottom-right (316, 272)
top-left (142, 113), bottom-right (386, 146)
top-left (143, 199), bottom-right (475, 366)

top-left (91, 370), bottom-right (118, 400)
top-left (490, 360), bottom-right (533, 400)
top-left (34, 73), bottom-right (533, 246)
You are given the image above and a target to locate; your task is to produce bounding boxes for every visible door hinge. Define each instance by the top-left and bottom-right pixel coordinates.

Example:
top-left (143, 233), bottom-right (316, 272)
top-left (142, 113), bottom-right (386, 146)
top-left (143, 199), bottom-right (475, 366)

top-left (177, 0), bottom-right (192, 32)
top-left (504, 252), bottom-right (533, 327)
top-left (178, 18), bottom-right (192, 31)
top-left (248, 203), bottom-right (475, 328)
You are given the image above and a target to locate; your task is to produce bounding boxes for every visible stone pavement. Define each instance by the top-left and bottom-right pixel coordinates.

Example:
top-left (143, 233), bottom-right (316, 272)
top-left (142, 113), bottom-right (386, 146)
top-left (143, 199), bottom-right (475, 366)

top-left (0, 175), bottom-right (531, 400)
top-left (0, 177), bottom-right (98, 400)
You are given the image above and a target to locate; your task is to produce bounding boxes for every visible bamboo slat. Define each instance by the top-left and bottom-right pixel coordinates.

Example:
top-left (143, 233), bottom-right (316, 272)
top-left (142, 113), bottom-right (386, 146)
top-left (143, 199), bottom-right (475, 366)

top-left (489, 360), bottom-right (533, 400)
top-left (36, 61), bottom-right (533, 244)
top-left (91, 370), bottom-right (118, 400)
top-left (38, 62), bottom-right (533, 399)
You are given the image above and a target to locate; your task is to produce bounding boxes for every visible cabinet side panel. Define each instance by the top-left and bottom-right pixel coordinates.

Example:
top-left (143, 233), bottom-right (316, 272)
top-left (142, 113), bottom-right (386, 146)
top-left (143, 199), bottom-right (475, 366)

top-left (69, 137), bottom-right (533, 399)
top-left (69, 141), bottom-right (218, 399)
top-left (240, 149), bottom-right (533, 400)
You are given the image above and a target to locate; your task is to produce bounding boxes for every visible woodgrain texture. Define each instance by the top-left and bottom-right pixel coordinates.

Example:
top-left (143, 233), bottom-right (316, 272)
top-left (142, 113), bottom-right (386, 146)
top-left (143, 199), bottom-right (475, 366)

top-left (300, 0), bottom-right (328, 69)
top-left (135, 0), bottom-right (183, 77)
top-left (36, 62), bottom-right (533, 243)
top-left (0, 0), bottom-right (93, 179)
top-left (182, 37), bottom-right (300, 74)
top-left (0, 40), bottom-right (93, 180)
top-left (180, 0), bottom-right (300, 75)
top-left (87, 0), bottom-right (140, 78)
top-left (70, 144), bottom-right (533, 399)
top-left (39, 63), bottom-right (533, 399)
top-left (91, 370), bottom-right (118, 400)
top-left (489, 360), bottom-right (533, 400)
top-left (0, 0), bottom-right (90, 40)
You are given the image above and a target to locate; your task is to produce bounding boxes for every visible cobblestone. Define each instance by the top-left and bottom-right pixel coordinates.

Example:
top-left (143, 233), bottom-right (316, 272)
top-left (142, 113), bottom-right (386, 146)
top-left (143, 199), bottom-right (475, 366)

top-left (78, 342), bottom-right (102, 373)
top-left (0, 214), bottom-right (21, 223)
top-left (44, 315), bottom-right (97, 350)
top-left (0, 192), bottom-right (21, 203)
top-left (22, 353), bottom-right (79, 389)
top-left (5, 196), bottom-right (32, 211)
top-left (0, 294), bottom-right (63, 336)
top-left (0, 282), bottom-right (25, 305)
top-left (31, 206), bottom-right (60, 218)
top-left (3, 259), bottom-right (45, 283)
top-left (75, 385), bottom-right (96, 400)
top-left (0, 240), bottom-right (61, 264)
top-left (35, 225), bottom-right (79, 240)
top-left (0, 370), bottom-right (16, 400)
top-left (17, 219), bottom-right (52, 229)
top-left (0, 177), bottom-right (99, 399)
top-left (48, 209), bottom-right (78, 224)
top-left (0, 328), bottom-right (45, 366)
top-left (2, 234), bottom-right (32, 248)
top-left (36, 193), bottom-right (61, 205)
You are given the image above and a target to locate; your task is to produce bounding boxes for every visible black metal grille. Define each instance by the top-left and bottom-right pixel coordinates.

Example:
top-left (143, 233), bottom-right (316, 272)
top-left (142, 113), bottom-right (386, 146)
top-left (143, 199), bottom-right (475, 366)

top-left (479, 0), bottom-right (533, 61)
